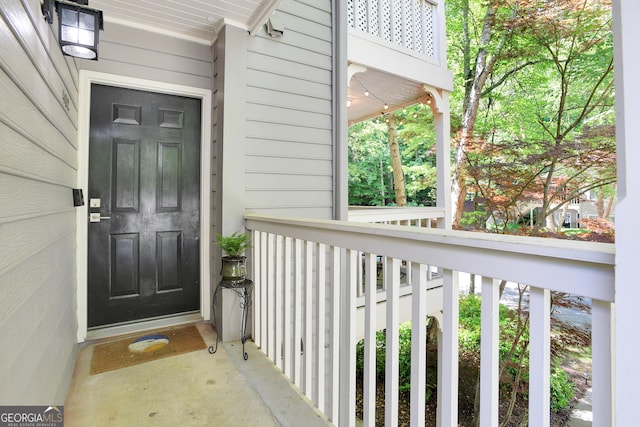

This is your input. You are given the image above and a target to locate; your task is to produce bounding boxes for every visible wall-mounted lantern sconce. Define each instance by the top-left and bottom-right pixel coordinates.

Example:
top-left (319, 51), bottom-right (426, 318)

top-left (42, 0), bottom-right (104, 60)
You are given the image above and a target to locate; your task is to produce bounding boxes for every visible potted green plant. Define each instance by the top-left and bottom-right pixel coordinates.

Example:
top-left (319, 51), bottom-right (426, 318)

top-left (213, 231), bottom-right (252, 283)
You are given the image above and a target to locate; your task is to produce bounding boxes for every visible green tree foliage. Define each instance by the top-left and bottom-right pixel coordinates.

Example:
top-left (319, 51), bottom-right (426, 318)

top-left (348, 0), bottom-right (615, 237)
top-left (446, 0), bottom-right (544, 225)
top-left (348, 121), bottom-right (392, 206)
top-left (448, 0), bottom-right (616, 232)
top-left (349, 104), bottom-right (438, 206)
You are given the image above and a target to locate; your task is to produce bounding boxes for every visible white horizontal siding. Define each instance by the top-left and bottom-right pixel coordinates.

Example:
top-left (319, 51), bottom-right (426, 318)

top-left (0, 0), bottom-right (79, 405)
top-left (246, 121), bottom-right (333, 145)
top-left (6, 0), bottom-right (79, 102)
top-left (244, 0), bottom-right (334, 217)
top-left (247, 86), bottom-right (332, 115)
top-left (246, 155), bottom-right (332, 176)
top-left (0, 175), bottom-right (73, 222)
top-left (246, 206), bottom-right (334, 219)
top-left (0, 70), bottom-right (77, 169)
top-left (248, 51), bottom-right (331, 85)
top-left (281, 0), bottom-right (333, 26)
top-left (0, 122), bottom-right (75, 188)
top-left (248, 68), bottom-right (332, 99)
top-left (247, 189), bottom-right (333, 207)
top-left (248, 34), bottom-right (332, 69)
top-left (245, 103), bottom-right (332, 129)
top-left (98, 42), bottom-right (212, 78)
top-left (0, 213), bottom-right (75, 277)
top-left (0, 230), bottom-right (76, 403)
top-left (246, 173), bottom-right (333, 191)
top-left (246, 138), bottom-right (333, 158)
top-left (80, 21), bottom-right (213, 90)
top-left (0, 11), bottom-right (77, 134)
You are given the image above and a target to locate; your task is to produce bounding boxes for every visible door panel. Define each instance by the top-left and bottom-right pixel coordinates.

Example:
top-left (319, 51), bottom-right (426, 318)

top-left (88, 84), bottom-right (201, 327)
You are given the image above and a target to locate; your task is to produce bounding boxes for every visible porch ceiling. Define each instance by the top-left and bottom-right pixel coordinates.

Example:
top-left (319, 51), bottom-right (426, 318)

top-left (348, 67), bottom-right (430, 126)
top-left (88, 0), bottom-right (284, 44)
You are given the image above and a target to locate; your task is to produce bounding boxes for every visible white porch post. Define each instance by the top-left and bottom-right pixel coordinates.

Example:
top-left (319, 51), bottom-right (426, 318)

top-left (613, 1), bottom-right (640, 425)
top-left (333, 0), bottom-right (349, 220)
top-left (214, 24), bottom-right (248, 342)
top-left (434, 91), bottom-right (451, 229)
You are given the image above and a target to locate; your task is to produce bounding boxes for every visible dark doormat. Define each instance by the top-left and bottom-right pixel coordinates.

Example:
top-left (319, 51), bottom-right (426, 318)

top-left (90, 324), bottom-right (207, 375)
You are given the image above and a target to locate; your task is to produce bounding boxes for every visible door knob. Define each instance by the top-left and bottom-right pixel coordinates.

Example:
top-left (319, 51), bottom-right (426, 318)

top-left (89, 213), bottom-right (111, 222)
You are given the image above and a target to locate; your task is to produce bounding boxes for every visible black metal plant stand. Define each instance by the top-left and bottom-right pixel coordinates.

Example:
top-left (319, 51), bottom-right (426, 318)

top-left (209, 279), bottom-right (253, 360)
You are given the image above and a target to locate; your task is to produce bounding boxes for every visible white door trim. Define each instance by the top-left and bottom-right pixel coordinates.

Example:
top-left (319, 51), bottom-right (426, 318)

top-left (76, 70), bottom-right (212, 342)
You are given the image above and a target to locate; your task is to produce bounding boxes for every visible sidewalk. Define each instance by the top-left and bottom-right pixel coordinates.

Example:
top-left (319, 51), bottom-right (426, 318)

top-left (568, 387), bottom-right (592, 426)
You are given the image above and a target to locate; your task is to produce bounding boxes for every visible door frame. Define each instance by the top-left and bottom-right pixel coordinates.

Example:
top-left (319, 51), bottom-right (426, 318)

top-left (75, 70), bottom-right (212, 342)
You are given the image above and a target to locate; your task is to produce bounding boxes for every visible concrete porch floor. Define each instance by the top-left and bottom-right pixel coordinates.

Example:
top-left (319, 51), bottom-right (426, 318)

top-left (64, 322), bottom-right (331, 426)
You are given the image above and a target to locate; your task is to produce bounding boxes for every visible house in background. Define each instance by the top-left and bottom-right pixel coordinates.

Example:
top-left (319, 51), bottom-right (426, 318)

top-left (0, 0), bottom-right (638, 425)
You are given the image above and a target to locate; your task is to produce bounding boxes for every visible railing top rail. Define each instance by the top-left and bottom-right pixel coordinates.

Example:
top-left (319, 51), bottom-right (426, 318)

top-left (245, 214), bottom-right (615, 302)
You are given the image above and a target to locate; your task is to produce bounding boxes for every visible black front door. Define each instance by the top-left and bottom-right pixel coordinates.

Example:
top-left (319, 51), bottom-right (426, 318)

top-left (87, 84), bottom-right (201, 327)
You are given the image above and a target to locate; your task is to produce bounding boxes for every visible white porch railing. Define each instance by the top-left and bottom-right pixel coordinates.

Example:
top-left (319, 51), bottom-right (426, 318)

top-left (347, 0), bottom-right (438, 58)
top-left (244, 214), bottom-right (615, 426)
top-left (348, 205), bottom-right (445, 228)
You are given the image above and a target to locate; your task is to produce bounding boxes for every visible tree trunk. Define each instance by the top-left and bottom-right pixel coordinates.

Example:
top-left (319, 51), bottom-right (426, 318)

top-left (597, 184), bottom-right (616, 219)
top-left (536, 161), bottom-right (557, 230)
top-left (387, 116), bottom-right (407, 206)
top-left (596, 189), bottom-right (605, 218)
top-left (604, 192), bottom-right (615, 219)
top-left (452, 3), bottom-right (499, 225)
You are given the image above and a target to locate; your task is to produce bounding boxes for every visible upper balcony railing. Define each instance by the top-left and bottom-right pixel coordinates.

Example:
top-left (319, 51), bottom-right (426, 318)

top-left (244, 214), bottom-right (614, 426)
top-left (347, 0), bottom-right (438, 59)
top-left (348, 205), bottom-right (445, 228)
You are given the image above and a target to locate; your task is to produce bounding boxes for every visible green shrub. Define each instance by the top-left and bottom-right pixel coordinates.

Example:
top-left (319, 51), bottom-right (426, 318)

top-left (356, 321), bottom-right (436, 402)
top-left (355, 294), bottom-right (578, 412)
top-left (460, 210), bottom-right (487, 228)
top-left (550, 363), bottom-right (575, 412)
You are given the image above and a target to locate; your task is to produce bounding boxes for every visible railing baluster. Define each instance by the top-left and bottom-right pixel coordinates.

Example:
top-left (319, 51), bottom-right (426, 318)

top-left (339, 249), bottom-right (358, 427)
top-left (405, 260), bottom-right (413, 286)
top-left (363, 252), bottom-right (378, 426)
top-left (592, 299), bottom-right (613, 425)
top-left (480, 276), bottom-right (499, 427)
top-left (283, 236), bottom-right (293, 378)
top-left (275, 235), bottom-right (284, 371)
top-left (410, 263), bottom-right (427, 427)
top-left (385, 257), bottom-right (401, 426)
top-left (316, 243), bottom-right (326, 412)
top-left (252, 230), bottom-right (262, 348)
top-left (267, 233), bottom-right (276, 362)
top-left (293, 238), bottom-right (303, 388)
top-left (260, 231), bottom-right (267, 350)
top-left (329, 246), bottom-right (341, 422)
top-left (357, 251), bottom-right (365, 297)
top-left (529, 286), bottom-right (550, 426)
top-left (439, 269), bottom-right (459, 426)
top-left (304, 240), bottom-right (314, 398)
